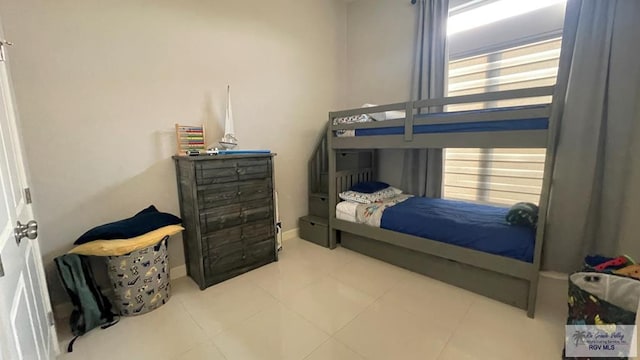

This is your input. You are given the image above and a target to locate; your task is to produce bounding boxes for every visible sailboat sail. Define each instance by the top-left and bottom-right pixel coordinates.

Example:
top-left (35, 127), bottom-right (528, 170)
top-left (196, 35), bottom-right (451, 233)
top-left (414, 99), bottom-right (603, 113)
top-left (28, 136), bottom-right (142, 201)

top-left (220, 85), bottom-right (238, 149)
top-left (224, 85), bottom-right (234, 136)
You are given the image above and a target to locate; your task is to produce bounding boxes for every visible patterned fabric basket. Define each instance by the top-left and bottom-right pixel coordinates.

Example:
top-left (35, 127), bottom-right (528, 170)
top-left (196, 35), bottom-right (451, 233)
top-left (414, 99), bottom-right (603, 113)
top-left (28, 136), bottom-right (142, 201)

top-left (106, 236), bottom-right (171, 316)
top-left (564, 272), bottom-right (640, 359)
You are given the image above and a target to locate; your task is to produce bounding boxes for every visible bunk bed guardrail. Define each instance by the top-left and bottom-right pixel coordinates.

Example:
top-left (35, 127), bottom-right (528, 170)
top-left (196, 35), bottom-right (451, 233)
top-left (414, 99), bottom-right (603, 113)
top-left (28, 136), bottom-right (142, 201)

top-left (329, 85), bottom-right (555, 149)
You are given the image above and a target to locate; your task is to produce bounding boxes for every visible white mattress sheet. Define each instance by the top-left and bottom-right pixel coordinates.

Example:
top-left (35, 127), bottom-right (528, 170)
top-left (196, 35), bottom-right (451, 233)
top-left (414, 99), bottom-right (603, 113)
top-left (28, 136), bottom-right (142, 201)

top-left (336, 201), bottom-right (360, 223)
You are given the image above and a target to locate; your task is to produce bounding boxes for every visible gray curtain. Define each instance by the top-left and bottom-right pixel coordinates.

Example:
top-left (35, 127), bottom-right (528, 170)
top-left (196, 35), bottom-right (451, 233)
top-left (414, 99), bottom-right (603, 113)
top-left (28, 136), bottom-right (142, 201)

top-left (542, 0), bottom-right (640, 272)
top-left (400, 0), bottom-right (448, 197)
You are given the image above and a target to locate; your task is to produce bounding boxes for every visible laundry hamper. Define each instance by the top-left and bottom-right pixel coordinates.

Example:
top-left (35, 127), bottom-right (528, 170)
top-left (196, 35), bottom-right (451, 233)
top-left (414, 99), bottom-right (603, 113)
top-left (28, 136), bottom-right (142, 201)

top-left (564, 272), bottom-right (640, 359)
top-left (106, 236), bottom-right (171, 316)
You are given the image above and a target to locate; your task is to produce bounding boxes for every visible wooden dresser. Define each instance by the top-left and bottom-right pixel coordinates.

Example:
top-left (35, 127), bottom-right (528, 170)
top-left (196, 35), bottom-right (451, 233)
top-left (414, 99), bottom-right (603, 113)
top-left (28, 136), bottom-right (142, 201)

top-left (173, 154), bottom-right (278, 289)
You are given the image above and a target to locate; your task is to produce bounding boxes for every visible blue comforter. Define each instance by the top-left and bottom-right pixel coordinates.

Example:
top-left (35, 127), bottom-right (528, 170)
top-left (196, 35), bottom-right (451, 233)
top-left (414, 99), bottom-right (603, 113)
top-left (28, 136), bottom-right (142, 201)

top-left (380, 197), bottom-right (535, 262)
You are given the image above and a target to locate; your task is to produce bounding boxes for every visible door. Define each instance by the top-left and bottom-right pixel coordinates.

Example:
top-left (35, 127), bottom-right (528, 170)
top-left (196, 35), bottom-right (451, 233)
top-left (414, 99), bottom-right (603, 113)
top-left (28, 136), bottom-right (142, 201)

top-left (0, 21), bottom-right (59, 360)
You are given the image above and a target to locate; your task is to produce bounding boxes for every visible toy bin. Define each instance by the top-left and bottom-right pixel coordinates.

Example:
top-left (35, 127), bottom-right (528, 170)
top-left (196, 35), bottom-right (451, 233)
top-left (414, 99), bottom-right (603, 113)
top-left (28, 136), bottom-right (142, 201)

top-left (106, 237), bottom-right (171, 316)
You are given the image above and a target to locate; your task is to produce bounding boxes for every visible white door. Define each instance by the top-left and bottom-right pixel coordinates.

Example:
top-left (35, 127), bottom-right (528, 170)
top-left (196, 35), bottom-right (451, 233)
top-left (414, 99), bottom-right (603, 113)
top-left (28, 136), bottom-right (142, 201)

top-left (0, 21), bottom-right (59, 360)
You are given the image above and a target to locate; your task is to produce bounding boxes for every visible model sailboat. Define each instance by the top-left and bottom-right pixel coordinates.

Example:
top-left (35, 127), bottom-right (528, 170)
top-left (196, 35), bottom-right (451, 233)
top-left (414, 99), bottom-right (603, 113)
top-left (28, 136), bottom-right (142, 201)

top-left (219, 85), bottom-right (238, 149)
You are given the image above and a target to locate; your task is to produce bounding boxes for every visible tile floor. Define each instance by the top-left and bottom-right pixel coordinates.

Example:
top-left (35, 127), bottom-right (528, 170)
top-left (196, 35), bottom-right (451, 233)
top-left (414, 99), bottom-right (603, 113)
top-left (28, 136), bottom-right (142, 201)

top-left (57, 237), bottom-right (568, 360)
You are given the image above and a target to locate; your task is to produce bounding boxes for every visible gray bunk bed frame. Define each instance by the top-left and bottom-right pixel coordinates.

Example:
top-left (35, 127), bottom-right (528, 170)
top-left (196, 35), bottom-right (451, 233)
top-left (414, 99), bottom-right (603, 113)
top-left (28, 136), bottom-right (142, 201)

top-left (326, 86), bottom-right (558, 318)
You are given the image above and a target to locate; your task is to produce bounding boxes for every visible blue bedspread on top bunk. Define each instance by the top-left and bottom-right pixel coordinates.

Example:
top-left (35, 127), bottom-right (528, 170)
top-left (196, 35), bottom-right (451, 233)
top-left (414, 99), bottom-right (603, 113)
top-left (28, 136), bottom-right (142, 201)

top-left (380, 197), bottom-right (535, 262)
top-left (355, 105), bottom-right (549, 136)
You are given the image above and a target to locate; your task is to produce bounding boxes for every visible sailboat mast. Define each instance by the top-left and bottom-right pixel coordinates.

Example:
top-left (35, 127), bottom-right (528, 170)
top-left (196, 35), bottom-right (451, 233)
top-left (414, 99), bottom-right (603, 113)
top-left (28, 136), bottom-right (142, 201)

top-left (224, 85), bottom-right (234, 136)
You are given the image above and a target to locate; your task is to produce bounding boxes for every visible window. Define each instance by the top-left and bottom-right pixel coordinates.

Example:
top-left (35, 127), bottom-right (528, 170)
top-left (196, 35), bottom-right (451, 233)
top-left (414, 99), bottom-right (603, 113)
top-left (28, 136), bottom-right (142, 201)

top-left (448, 0), bottom-right (567, 36)
top-left (442, 1), bottom-right (565, 206)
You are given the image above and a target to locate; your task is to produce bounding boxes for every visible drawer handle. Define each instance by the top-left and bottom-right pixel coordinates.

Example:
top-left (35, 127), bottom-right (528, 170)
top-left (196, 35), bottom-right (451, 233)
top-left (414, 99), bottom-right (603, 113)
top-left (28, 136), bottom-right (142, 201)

top-left (310, 222), bottom-right (316, 226)
top-left (237, 191), bottom-right (242, 196)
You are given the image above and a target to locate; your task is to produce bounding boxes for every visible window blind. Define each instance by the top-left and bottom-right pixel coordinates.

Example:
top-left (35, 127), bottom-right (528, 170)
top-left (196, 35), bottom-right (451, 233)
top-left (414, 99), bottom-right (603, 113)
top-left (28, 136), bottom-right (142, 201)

top-left (443, 38), bottom-right (561, 206)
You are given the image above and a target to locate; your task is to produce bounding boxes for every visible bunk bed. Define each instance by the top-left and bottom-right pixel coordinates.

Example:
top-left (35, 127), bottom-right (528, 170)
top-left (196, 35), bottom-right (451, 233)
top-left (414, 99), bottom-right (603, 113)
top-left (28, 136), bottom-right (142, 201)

top-left (326, 86), bottom-right (557, 318)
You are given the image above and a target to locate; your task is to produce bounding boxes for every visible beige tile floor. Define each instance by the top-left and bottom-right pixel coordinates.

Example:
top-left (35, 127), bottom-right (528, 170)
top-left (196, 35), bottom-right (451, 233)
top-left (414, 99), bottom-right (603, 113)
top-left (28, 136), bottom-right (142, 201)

top-left (57, 237), bottom-right (568, 360)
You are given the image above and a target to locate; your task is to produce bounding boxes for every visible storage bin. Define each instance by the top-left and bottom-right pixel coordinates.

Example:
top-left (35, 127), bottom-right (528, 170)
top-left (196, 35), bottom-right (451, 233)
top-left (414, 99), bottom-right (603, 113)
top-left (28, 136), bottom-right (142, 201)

top-left (299, 216), bottom-right (328, 247)
top-left (563, 272), bottom-right (640, 359)
top-left (106, 237), bottom-right (171, 316)
top-left (567, 272), bottom-right (639, 326)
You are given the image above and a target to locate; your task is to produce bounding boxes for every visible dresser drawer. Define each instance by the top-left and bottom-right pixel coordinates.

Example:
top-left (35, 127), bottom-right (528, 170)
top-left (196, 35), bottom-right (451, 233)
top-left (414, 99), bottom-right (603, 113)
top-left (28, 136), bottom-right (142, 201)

top-left (197, 179), bottom-right (272, 209)
top-left (196, 158), bottom-right (271, 186)
top-left (237, 164), bottom-right (270, 182)
top-left (242, 205), bottom-right (273, 224)
top-left (199, 203), bottom-right (242, 232)
top-left (196, 157), bottom-right (269, 170)
top-left (201, 226), bottom-right (242, 250)
top-left (242, 220), bottom-right (275, 245)
top-left (244, 239), bottom-right (275, 263)
top-left (238, 179), bottom-right (272, 202)
top-left (204, 242), bottom-right (244, 274)
top-left (201, 219), bottom-right (274, 250)
top-left (195, 162), bottom-right (239, 185)
top-left (204, 239), bottom-right (274, 279)
top-left (199, 199), bottom-right (273, 233)
top-left (197, 182), bottom-right (239, 208)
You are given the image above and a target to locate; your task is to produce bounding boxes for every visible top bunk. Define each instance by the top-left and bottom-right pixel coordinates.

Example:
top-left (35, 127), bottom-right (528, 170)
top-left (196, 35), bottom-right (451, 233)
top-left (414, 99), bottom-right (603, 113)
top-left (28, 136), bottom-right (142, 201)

top-left (329, 86), bottom-right (555, 149)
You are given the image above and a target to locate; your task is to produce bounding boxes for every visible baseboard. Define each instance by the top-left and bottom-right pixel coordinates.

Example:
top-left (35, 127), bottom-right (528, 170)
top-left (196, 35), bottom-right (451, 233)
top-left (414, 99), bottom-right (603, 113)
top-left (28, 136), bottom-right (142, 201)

top-left (540, 271), bottom-right (569, 280)
top-left (283, 228), bottom-right (299, 241)
top-left (171, 264), bottom-right (187, 279)
top-left (53, 302), bottom-right (73, 321)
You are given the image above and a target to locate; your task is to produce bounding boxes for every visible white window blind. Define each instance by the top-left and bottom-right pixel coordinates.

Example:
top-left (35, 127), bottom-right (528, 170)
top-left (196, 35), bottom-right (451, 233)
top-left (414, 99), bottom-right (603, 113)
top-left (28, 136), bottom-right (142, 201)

top-left (443, 38), bottom-right (562, 206)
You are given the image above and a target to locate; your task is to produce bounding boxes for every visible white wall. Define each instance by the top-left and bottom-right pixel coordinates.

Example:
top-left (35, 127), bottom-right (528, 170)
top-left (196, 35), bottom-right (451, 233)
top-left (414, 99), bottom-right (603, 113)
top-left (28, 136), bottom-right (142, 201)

top-left (346, 0), bottom-right (417, 187)
top-left (346, 0), bottom-right (415, 108)
top-left (0, 0), bottom-right (347, 304)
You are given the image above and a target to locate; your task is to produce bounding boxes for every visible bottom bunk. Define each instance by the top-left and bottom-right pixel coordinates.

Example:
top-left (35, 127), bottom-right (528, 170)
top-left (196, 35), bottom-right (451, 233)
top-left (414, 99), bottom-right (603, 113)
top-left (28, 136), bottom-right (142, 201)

top-left (327, 168), bottom-right (543, 317)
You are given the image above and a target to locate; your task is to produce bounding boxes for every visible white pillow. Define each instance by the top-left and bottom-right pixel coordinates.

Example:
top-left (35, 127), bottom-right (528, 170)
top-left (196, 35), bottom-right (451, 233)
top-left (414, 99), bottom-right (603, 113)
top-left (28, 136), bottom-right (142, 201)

top-left (339, 187), bottom-right (402, 204)
top-left (361, 104), bottom-right (405, 121)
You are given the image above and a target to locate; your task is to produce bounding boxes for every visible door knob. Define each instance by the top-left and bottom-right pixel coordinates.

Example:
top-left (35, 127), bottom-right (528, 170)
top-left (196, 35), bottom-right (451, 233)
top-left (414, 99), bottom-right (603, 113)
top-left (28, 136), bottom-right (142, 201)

top-left (15, 220), bottom-right (38, 245)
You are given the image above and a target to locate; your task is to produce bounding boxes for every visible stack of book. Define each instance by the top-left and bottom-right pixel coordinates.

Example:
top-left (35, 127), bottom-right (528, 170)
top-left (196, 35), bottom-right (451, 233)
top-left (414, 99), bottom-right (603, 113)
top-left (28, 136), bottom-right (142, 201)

top-left (175, 124), bottom-right (205, 155)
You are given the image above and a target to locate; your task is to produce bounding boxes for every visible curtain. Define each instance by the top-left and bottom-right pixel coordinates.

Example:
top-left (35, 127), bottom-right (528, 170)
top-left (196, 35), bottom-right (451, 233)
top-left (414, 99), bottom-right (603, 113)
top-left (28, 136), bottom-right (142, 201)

top-left (400, 0), bottom-right (449, 197)
top-left (542, 0), bottom-right (640, 273)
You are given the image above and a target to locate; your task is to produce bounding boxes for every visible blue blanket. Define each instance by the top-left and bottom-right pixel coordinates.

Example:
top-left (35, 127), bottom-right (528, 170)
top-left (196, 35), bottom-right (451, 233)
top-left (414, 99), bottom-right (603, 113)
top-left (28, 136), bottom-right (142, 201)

top-left (380, 197), bottom-right (535, 262)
